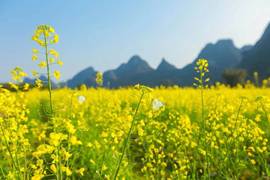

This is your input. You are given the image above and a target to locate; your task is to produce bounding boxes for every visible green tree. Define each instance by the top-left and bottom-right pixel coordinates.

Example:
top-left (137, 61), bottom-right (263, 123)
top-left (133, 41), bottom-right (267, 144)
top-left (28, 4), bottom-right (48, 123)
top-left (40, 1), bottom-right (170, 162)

top-left (222, 68), bottom-right (247, 87)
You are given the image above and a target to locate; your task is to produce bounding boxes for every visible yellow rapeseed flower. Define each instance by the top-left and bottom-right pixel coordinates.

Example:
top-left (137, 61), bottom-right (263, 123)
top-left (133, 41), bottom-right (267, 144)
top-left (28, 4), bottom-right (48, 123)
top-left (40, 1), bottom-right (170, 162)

top-left (53, 70), bottom-right (61, 80)
top-left (38, 61), bottom-right (46, 68)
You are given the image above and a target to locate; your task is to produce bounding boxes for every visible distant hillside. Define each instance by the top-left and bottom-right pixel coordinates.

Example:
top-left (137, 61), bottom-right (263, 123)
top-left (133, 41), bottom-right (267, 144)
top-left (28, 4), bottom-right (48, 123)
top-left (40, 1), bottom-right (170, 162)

top-left (67, 67), bottom-right (96, 88)
top-left (178, 39), bottom-right (242, 85)
top-left (239, 23), bottom-right (270, 79)
top-left (103, 55), bottom-right (154, 87)
top-left (66, 22), bottom-right (270, 88)
top-left (240, 45), bottom-right (253, 53)
top-left (24, 75), bottom-right (58, 88)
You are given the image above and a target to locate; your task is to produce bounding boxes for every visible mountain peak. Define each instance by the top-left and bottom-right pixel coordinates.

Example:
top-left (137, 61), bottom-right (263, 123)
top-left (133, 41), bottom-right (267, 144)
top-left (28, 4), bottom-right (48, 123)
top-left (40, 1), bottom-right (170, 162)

top-left (261, 23), bottom-right (270, 38)
top-left (157, 58), bottom-right (177, 72)
top-left (194, 38), bottom-right (242, 70)
top-left (202, 39), bottom-right (236, 54)
top-left (108, 55), bottom-right (154, 80)
top-left (216, 39), bottom-right (235, 46)
top-left (160, 58), bottom-right (168, 64)
top-left (119, 55), bottom-right (152, 70)
top-left (81, 66), bottom-right (95, 73)
top-left (67, 66), bottom-right (96, 88)
top-left (127, 55), bottom-right (146, 65)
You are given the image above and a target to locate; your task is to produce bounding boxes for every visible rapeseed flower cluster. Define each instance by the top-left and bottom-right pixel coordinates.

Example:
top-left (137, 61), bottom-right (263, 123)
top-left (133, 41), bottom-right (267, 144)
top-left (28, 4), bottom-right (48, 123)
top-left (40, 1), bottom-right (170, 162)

top-left (96, 72), bottom-right (103, 86)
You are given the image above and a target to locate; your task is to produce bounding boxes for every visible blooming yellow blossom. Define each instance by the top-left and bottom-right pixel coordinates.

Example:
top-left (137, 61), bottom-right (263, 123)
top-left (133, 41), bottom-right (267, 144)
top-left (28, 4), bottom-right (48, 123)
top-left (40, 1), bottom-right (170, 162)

top-left (57, 60), bottom-right (63, 66)
top-left (54, 70), bottom-right (61, 80)
top-left (38, 61), bottom-right (46, 68)
top-left (77, 168), bottom-right (85, 176)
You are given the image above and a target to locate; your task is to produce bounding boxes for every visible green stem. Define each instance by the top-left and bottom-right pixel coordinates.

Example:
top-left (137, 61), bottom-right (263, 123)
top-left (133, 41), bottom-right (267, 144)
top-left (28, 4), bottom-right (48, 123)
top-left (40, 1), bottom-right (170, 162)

top-left (200, 72), bottom-right (209, 178)
top-left (260, 101), bottom-right (268, 122)
top-left (0, 167), bottom-right (5, 177)
top-left (234, 99), bottom-right (243, 130)
top-left (200, 73), bottom-right (205, 129)
top-left (232, 98), bottom-right (243, 170)
top-left (113, 91), bottom-right (145, 180)
top-left (0, 125), bottom-right (20, 176)
top-left (57, 145), bottom-right (62, 180)
top-left (201, 88), bottom-right (204, 129)
top-left (43, 30), bottom-right (53, 115)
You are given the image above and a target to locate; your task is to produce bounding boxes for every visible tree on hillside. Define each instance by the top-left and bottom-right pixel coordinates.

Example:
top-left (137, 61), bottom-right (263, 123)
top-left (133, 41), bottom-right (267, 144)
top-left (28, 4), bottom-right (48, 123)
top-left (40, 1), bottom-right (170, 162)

top-left (222, 68), bottom-right (247, 87)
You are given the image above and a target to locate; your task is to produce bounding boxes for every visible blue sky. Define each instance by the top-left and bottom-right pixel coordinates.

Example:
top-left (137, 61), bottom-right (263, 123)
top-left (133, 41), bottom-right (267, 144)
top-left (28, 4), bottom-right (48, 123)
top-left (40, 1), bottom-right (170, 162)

top-left (0, 0), bottom-right (270, 82)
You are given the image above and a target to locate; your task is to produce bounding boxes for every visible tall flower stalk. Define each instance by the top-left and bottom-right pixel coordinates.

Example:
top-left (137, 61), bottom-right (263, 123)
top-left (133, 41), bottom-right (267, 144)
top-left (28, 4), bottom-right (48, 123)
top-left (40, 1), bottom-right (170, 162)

top-left (193, 58), bottom-right (210, 177)
top-left (194, 59), bottom-right (209, 129)
top-left (113, 84), bottom-right (152, 180)
top-left (32, 25), bottom-right (63, 115)
top-left (44, 32), bottom-right (53, 113)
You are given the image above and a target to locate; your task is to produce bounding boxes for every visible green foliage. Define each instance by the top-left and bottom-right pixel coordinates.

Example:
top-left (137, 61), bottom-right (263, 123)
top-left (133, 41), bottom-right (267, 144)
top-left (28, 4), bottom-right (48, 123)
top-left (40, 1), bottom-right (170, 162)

top-left (222, 68), bottom-right (247, 87)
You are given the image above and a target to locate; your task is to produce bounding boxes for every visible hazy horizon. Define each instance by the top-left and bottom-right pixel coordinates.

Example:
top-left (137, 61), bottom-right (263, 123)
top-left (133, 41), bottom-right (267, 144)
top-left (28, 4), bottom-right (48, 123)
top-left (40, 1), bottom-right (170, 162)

top-left (0, 0), bottom-right (270, 82)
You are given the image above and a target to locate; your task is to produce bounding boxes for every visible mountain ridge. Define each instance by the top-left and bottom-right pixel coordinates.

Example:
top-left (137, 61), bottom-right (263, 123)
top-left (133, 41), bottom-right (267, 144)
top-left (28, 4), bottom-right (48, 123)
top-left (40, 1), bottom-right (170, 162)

top-left (67, 37), bottom-right (243, 87)
top-left (24, 22), bottom-right (270, 88)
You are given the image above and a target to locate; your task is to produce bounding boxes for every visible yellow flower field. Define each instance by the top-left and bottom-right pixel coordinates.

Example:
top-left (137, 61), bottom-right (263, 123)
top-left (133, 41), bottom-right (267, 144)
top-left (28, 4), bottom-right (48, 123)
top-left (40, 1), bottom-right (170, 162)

top-left (1, 86), bottom-right (270, 179)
